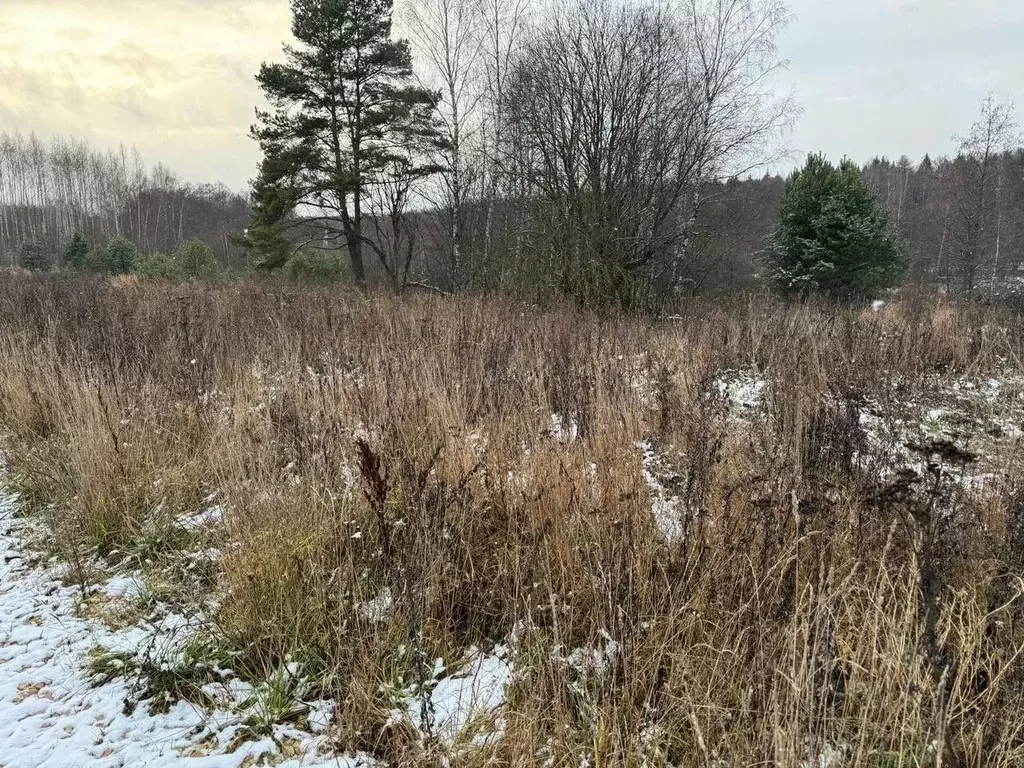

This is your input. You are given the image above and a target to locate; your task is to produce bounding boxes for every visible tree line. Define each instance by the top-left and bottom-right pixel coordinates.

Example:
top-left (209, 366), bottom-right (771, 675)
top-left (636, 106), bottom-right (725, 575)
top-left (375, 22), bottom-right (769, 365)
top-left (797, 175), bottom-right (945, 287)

top-left (0, 131), bottom-right (250, 270)
top-left (5, 0), bottom-right (1020, 302)
top-left (682, 97), bottom-right (1024, 298)
top-left (240, 0), bottom-right (1024, 304)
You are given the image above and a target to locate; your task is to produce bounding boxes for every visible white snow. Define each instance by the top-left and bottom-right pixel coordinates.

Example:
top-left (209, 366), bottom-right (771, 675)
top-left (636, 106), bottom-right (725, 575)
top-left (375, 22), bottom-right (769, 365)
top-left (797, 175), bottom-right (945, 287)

top-left (548, 413), bottom-right (580, 443)
top-left (178, 506), bottom-right (225, 532)
top-left (392, 646), bottom-right (512, 747)
top-left (855, 372), bottom-right (1024, 494)
top-left (714, 370), bottom-right (768, 414)
top-left (636, 441), bottom-right (687, 545)
top-left (102, 576), bottom-right (145, 600)
top-left (0, 492), bottom-right (365, 768)
top-left (357, 588), bottom-right (393, 623)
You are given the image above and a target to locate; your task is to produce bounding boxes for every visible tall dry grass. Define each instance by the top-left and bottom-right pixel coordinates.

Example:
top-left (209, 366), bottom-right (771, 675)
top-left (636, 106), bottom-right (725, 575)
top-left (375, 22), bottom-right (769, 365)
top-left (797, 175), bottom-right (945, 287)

top-left (0, 274), bottom-right (1022, 766)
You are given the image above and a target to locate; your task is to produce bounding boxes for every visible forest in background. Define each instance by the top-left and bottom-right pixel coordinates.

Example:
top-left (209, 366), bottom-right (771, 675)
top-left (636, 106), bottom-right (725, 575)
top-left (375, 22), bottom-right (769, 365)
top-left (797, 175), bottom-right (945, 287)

top-left (3, 127), bottom-right (1023, 300)
top-left (0, 132), bottom-right (250, 269)
top-left (0, 0), bottom-right (1021, 303)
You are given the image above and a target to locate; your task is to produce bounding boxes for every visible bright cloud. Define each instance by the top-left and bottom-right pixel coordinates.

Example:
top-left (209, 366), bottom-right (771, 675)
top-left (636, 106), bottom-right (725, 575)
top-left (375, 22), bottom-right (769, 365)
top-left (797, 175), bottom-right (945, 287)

top-left (1, 0), bottom-right (1022, 188)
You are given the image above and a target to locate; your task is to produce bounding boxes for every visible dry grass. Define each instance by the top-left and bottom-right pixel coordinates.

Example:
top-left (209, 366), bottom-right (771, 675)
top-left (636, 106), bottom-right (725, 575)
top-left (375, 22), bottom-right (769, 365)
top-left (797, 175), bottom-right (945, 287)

top-left (0, 274), bottom-right (1023, 766)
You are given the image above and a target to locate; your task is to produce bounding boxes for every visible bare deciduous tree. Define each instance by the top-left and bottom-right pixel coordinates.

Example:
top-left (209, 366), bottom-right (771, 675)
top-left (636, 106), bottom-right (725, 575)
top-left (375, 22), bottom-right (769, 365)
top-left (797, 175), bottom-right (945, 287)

top-left (405, 0), bottom-right (489, 288)
top-left (494, 0), bottom-right (793, 304)
top-left (946, 94), bottom-right (1020, 292)
top-left (0, 131), bottom-right (248, 267)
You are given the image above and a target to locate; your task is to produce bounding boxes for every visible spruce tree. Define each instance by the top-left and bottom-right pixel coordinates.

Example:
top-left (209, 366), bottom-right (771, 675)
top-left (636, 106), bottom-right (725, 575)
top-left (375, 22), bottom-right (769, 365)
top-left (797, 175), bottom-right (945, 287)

top-left (18, 242), bottom-right (48, 271)
top-left (248, 0), bottom-right (444, 283)
top-left (62, 232), bottom-right (89, 270)
top-left (176, 239), bottom-right (220, 278)
top-left (105, 237), bottom-right (138, 275)
top-left (765, 154), bottom-right (907, 299)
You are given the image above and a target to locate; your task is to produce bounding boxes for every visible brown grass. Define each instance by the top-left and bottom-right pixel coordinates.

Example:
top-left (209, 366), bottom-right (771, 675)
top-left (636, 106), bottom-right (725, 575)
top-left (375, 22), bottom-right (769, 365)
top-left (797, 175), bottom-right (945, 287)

top-left (0, 273), bottom-right (1023, 766)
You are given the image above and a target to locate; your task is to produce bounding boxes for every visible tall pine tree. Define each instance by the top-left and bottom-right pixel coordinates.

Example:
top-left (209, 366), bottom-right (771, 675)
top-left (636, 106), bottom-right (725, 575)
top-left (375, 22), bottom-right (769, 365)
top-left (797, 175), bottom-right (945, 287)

top-left (248, 0), bottom-right (444, 283)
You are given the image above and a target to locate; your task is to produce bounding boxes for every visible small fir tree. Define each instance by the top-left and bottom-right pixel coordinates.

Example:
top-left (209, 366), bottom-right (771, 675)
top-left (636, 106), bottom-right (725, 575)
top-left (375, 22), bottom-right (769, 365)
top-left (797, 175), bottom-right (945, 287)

top-left (18, 242), bottom-right (49, 271)
top-left (62, 233), bottom-right (89, 270)
top-left (105, 237), bottom-right (138, 275)
top-left (132, 252), bottom-right (183, 280)
top-left (175, 239), bottom-right (220, 278)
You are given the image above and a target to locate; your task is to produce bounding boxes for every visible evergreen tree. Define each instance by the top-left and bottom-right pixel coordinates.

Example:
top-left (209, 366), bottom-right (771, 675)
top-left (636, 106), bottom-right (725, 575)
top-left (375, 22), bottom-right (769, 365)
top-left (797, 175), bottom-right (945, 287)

top-left (176, 239), bottom-right (220, 278)
top-left (765, 154), bottom-right (907, 299)
top-left (105, 237), bottom-right (138, 275)
top-left (18, 242), bottom-right (49, 271)
top-left (248, 0), bottom-right (445, 283)
top-left (62, 233), bottom-right (89, 270)
top-left (132, 251), bottom-right (183, 280)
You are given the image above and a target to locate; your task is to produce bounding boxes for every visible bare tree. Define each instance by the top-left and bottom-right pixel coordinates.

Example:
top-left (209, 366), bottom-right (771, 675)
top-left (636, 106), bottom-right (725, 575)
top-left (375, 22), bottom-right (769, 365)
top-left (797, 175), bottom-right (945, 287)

top-left (404, 0), bottom-right (489, 288)
top-left (365, 144), bottom-right (444, 293)
top-left (0, 131), bottom-right (249, 267)
top-left (946, 94), bottom-right (1020, 293)
top-left (495, 0), bottom-right (793, 304)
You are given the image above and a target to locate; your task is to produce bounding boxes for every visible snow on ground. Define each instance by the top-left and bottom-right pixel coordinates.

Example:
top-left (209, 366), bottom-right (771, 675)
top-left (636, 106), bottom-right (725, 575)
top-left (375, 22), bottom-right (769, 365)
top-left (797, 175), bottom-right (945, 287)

top-left (636, 441), bottom-right (687, 545)
top-left (391, 646), bottom-right (512, 747)
top-left (0, 492), bottom-right (359, 768)
top-left (547, 413), bottom-right (580, 443)
top-left (714, 369), bottom-right (768, 415)
top-left (855, 373), bottom-right (1024, 491)
top-left (636, 370), bottom-right (769, 545)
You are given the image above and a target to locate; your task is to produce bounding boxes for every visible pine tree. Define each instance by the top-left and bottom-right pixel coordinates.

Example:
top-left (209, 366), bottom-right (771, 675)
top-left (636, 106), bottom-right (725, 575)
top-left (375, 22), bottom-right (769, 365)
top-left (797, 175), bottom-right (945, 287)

top-left (176, 239), bottom-right (220, 278)
top-left (105, 237), bottom-right (138, 275)
top-left (765, 154), bottom-right (907, 299)
top-left (248, 0), bottom-right (445, 283)
top-left (62, 232), bottom-right (89, 270)
top-left (18, 242), bottom-right (49, 271)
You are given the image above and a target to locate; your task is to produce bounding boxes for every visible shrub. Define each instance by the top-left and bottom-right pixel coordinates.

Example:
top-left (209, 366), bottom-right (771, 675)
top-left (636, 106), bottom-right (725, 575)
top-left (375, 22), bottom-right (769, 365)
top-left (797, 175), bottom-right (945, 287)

top-left (133, 251), bottom-right (184, 280)
top-left (18, 241), bottom-right (50, 271)
top-left (175, 239), bottom-right (220, 279)
top-left (285, 248), bottom-right (346, 282)
top-left (105, 237), bottom-right (138, 275)
top-left (83, 246), bottom-right (111, 274)
top-left (765, 154), bottom-right (907, 299)
top-left (62, 233), bottom-right (89, 271)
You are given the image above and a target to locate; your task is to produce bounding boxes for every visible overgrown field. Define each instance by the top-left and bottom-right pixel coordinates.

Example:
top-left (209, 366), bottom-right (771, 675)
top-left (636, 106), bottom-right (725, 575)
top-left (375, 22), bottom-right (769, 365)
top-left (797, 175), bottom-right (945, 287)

top-left (2, 275), bottom-right (1024, 766)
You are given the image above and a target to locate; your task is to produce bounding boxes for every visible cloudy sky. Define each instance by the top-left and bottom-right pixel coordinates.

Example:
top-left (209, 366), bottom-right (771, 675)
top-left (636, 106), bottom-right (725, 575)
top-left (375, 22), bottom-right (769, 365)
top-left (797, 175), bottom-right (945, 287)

top-left (1, 0), bottom-right (1021, 190)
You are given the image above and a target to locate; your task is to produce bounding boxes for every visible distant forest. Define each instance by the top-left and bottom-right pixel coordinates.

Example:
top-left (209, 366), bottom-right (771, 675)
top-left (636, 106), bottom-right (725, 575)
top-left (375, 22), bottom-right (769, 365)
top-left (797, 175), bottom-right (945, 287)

top-left (0, 132), bottom-right (250, 268)
top-left (2, 129), bottom-right (1023, 297)
top-left (684, 150), bottom-right (1024, 296)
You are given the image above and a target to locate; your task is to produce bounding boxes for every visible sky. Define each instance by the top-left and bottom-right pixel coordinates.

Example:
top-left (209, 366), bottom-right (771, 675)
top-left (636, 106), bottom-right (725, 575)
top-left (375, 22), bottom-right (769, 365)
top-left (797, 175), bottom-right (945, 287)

top-left (1, 0), bottom-right (1022, 191)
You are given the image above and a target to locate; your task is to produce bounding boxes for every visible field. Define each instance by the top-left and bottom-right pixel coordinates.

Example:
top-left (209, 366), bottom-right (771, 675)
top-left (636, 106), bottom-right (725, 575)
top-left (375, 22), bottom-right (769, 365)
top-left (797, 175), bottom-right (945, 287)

top-left (1, 275), bottom-right (1024, 767)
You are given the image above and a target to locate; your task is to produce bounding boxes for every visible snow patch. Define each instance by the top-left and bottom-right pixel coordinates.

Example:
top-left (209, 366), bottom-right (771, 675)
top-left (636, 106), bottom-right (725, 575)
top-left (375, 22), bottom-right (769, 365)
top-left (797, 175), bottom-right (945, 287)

top-left (392, 646), bottom-right (512, 747)
top-left (0, 492), bottom-right (362, 768)
top-left (178, 505), bottom-right (225, 531)
top-left (637, 441), bottom-right (687, 545)
top-left (357, 588), bottom-right (393, 623)
top-left (714, 370), bottom-right (768, 413)
top-left (547, 413), bottom-right (580, 443)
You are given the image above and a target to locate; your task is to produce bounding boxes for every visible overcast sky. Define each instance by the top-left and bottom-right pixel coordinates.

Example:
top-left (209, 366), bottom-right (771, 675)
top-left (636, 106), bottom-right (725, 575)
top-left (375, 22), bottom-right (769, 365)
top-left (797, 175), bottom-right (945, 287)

top-left (1, 0), bottom-right (1021, 190)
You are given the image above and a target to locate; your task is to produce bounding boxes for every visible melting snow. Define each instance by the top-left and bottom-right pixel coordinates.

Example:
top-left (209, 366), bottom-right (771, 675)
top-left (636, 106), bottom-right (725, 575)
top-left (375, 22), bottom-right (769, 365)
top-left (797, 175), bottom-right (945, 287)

top-left (714, 370), bottom-right (768, 414)
top-left (100, 576), bottom-right (144, 601)
top-left (392, 646), bottom-right (512, 746)
top-left (0, 493), bottom-right (359, 768)
top-left (178, 505), bottom-right (225, 532)
top-left (637, 441), bottom-right (687, 545)
top-left (548, 413), bottom-right (580, 443)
